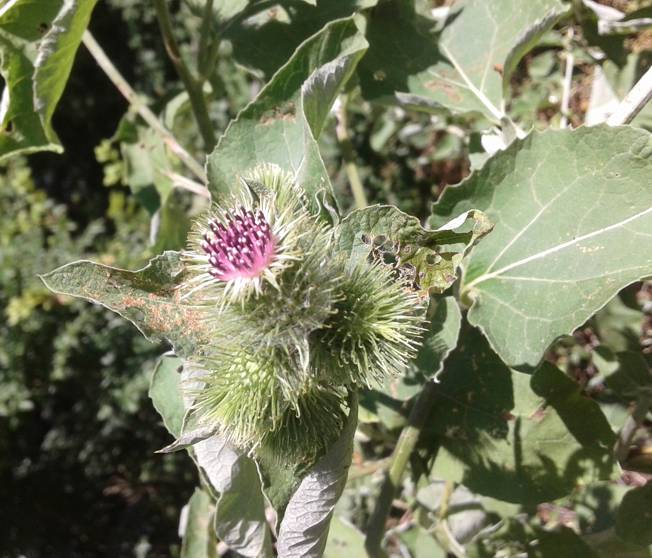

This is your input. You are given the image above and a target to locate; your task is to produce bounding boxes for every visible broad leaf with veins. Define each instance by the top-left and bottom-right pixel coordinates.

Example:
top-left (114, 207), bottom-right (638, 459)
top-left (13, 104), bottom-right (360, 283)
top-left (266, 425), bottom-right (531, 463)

top-left (207, 16), bottom-right (368, 218)
top-left (430, 125), bottom-right (652, 368)
top-left (359, 0), bottom-right (567, 122)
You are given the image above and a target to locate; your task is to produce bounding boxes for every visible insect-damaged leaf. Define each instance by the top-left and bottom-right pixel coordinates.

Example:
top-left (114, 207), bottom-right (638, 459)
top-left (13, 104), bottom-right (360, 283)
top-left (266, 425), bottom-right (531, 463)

top-left (40, 251), bottom-right (211, 358)
top-left (334, 205), bottom-right (492, 295)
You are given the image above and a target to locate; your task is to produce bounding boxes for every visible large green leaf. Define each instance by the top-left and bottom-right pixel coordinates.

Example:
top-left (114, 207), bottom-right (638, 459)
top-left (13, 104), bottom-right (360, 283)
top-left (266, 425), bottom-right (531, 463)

top-left (430, 126), bottom-right (652, 368)
top-left (334, 205), bottom-right (492, 295)
top-left (40, 252), bottom-right (211, 358)
top-left (0, 0), bottom-right (97, 160)
top-left (428, 325), bottom-right (617, 505)
top-left (358, 0), bottom-right (567, 122)
top-left (222, 1), bottom-right (375, 79)
top-left (206, 16), bottom-right (368, 217)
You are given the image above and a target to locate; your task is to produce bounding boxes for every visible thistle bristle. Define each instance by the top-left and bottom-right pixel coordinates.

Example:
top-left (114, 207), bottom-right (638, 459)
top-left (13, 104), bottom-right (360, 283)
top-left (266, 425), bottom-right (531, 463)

top-left (180, 163), bottom-right (425, 464)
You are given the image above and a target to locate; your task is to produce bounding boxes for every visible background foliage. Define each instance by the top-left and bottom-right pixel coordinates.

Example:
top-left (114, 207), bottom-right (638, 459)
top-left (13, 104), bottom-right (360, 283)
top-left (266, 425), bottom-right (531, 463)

top-left (1, 0), bottom-right (652, 557)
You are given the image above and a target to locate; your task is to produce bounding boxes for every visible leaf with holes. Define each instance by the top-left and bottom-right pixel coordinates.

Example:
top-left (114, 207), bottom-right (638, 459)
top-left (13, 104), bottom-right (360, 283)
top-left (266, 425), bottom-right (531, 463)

top-left (40, 251), bottom-right (211, 358)
top-left (334, 205), bottom-right (492, 295)
top-left (430, 126), bottom-right (652, 368)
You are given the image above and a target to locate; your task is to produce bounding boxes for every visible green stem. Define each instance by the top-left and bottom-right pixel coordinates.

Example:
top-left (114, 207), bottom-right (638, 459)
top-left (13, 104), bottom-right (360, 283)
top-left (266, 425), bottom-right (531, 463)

top-left (81, 31), bottom-right (207, 183)
top-left (197, 0), bottom-right (221, 83)
top-left (335, 94), bottom-right (368, 209)
top-left (364, 381), bottom-right (439, 557)
top-left (198, 0), bottom-right (215, 71)
top-left (153, 0), bottom-right (217, 151)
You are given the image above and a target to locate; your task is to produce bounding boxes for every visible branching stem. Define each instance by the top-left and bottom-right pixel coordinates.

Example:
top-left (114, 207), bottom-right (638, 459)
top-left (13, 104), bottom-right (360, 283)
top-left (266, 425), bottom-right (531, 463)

top-left (365, 381), bottom-right (439, 557)
top-left (82, 31), bottom-right (207, 183)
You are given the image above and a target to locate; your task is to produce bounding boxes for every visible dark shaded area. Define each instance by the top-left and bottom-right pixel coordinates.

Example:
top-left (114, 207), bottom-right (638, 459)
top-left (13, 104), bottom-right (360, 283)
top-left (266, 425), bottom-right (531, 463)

top-left (0, 3), bottom-right (195, 557)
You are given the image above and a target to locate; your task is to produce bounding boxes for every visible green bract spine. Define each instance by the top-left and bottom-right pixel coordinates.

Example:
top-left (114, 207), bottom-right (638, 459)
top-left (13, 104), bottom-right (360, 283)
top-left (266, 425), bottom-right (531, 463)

top-left (181, 164), bottom-right (424, 462)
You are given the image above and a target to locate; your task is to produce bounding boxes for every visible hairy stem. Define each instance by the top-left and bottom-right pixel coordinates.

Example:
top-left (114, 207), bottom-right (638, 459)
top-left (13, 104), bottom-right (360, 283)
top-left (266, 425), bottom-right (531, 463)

top-left (153, 0), bottom-right (217, 151)
top-left (335, 94), bottom-right (368, 209)
top-left (82, 31), bottom-right (207, 183)
top-left (365, 381), bottom-right (438, 557)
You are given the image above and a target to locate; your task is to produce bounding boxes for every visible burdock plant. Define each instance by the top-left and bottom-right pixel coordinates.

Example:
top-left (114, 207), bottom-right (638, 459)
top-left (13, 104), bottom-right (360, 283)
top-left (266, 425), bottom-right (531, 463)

top-left (180, 164), bottom-right (424, 464)
top-left (42, 155), bottom-right (488, 556)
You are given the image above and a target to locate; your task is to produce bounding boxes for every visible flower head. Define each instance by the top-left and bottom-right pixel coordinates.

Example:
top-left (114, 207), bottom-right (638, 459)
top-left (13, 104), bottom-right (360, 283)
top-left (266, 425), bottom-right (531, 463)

top-left (201, 207), bottom-right (275, 282)
top-left (181, 164), bottom-right (425, 462)
top-left (182, 165), bottom-right (308, 303)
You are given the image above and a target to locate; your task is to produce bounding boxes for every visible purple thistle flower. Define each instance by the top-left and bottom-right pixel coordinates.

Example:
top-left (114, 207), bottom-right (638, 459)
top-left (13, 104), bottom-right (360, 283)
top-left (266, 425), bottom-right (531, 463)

top-left (201, 207), bottom-right (276, 281)
top-left (182, 166), bottom-right (310, 303)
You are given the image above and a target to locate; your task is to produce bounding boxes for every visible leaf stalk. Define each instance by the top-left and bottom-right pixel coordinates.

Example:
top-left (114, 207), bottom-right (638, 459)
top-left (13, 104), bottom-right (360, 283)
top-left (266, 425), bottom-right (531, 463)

top-left (365, 381), bottom-right (439, 557)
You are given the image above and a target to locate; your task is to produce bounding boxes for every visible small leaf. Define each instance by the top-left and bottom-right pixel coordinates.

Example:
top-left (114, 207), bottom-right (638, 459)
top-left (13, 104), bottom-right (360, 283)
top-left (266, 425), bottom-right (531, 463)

top-left (149, 354), bottom-right (185, 438)
top-left (207, 17), bottom-right (368, 218)
top-left (276, 395), bottom-right (358, 558)
top-left (368, 295), bottom-right (462, 426)
top-left (157, 423), bottom-right (217, 454)
top-left (40, 252), bottom-right (211, 358)
top-left (534, 527), bottom-right (599, 557)
top-left (334, 205), bottom-right (492, 295)
top-left (324, 516), bottom-right (366, 557)
top-left (592, 348), bottom-right (652, 401)
top-left (431, 125), bottom-right (652, 368)
top-left (194, 435), bottom-right (274, 558)
top-left (0, 0), bottom-right (98, 160)
top-left (593, 294), bottom-right (646, 353)
top-left (616, 484), bottom-right (652, 547)
top-left (120, 123), bottom-right (175, 211)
